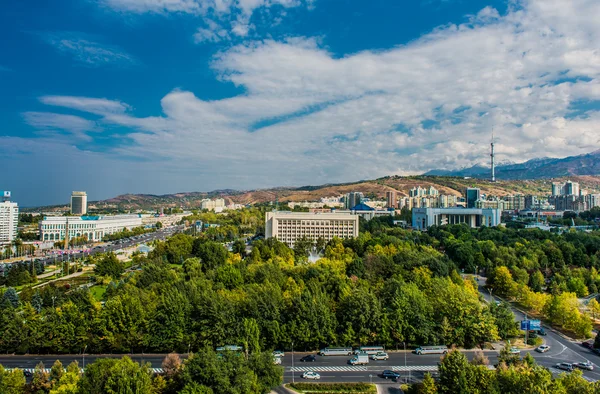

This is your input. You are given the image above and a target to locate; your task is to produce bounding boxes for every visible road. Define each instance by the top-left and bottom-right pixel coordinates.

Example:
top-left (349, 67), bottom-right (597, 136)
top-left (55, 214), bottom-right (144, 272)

top-left (476, 275), bottom-right (600, 380)
top-left (2, 225), bottom-right (184, 268)
top-left (2, 269), bottom-right (598, 386)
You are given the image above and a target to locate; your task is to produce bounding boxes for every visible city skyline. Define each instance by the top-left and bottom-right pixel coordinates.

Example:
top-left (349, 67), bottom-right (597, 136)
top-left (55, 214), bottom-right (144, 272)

top-left (2, 0), bottom-right (600, 206)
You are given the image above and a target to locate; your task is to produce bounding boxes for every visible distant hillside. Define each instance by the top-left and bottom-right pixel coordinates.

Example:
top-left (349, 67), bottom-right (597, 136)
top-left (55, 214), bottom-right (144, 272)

top-left (29, 175), bottom-right (600, 212)
top-left (425, 149), bottom-right (600, 180)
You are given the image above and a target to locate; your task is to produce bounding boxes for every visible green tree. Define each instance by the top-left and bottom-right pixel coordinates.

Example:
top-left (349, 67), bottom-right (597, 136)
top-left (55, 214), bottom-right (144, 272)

top-left (419, 372), bottom-right (438, 394)
top-left (29, 361), bottom-right (51, 393)
top-left (529, 270), bottom-right (545, 293)
top-left (489, 302), bottom-right (517, 340)
top-left (0, 366), bottom-right (26, 394)
top-left (2, 287), bottom-right (20, 308)
top-left (49, 361), bottom-right (80, 394)
top-left (104, 356), bottom-right (154, 394)
top-left (588, 298), bottom-right (600, 320)
top-left (438, 349), bottom-right (472, 394)
top-left (94, 253), bottom-right (124, 279)
top-left (232, 240), bottom-right (246, 257)
top-left (50, 359), bottom-right (64, 387)
top-left (77, 358), bottom-right (118, 394)
top-left (193, 239), bottom-right (229, 270)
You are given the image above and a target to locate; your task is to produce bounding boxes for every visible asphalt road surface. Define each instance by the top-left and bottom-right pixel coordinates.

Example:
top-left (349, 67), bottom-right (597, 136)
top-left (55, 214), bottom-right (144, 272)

top-left (2, 225), bottom-right (184, 267)
top-left (2, 269), bottom-right (599, 386)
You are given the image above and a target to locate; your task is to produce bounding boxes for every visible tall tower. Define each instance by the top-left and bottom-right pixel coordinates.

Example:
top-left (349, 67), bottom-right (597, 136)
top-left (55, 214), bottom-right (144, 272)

top-left (490, 130), bottom-right (496, 182)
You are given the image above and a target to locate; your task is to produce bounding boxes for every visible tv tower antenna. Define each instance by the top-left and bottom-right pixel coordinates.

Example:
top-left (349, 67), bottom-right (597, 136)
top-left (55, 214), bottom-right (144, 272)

top-left (490, 129), bottom-right (496, 183)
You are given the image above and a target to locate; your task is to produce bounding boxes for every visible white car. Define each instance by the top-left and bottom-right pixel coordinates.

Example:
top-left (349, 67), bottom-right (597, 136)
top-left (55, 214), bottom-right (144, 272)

top-left (509, 347), bottom-right (520, 354)
top-left (536, 345), bottom-right (550, 353)
top-left (575, 361), bottom-right (594, 371)
top-left (302, 371), bottom-right (321, 380)
top-left (273, 350), bottom-right (285, 358)
top-left (371, 352), bottom-right (389, 360)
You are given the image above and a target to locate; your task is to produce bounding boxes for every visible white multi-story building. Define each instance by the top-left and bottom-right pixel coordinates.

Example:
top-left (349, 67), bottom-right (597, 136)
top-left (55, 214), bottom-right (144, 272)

top-left (0, 191), bottom-right (18, 245)
top-left (39, 215), bottom-right (143, 242)
top-left (412, 208), bottom-right (502, 230)
top-left (71, 191), bottom-right (88, 215)
top-left (265, 211), bottom-right (359, 247)
top-left (200, 198), bottom-right (225, 212)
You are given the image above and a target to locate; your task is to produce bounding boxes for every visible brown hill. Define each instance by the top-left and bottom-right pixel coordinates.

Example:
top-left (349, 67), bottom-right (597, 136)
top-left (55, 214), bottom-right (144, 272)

top-left (30, 175), bottom-right (600, 212)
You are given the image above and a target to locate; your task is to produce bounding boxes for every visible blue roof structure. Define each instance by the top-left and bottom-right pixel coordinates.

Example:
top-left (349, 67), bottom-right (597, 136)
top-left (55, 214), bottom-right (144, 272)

top-left (351, 203), bottom-right (374, 211)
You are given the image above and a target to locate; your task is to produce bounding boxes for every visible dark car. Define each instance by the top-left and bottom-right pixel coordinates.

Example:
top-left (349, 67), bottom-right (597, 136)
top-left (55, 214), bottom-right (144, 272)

top-left (23, 370), bottom-right (32, 377)
top-left (300, 355), bottom-right (316, 362)
top-left (381, 370), bottom-right (400, 380)
top-left (538, 328), bottom-right (547, 336)
top-left (582, 341), bottom-right (594, 349)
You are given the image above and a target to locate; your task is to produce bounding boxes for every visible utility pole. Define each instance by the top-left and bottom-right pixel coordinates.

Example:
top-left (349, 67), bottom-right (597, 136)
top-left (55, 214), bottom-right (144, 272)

top-left (292, 341), bottom-right (295, 383)
top-left (490, 129), bottom-right (496, 183)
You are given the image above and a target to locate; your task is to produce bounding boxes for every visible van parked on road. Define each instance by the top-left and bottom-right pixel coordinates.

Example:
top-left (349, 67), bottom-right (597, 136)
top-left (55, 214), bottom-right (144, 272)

top-left (415, 346), bottom-right (448, 355)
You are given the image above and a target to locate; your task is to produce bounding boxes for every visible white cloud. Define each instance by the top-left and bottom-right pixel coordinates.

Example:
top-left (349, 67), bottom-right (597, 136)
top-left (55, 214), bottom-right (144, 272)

top-left (194, 20), bottom-right (230, 43)
top-left (22, 112), bottom-right (98, 140)
top-left (39, 96), bottom-right (131, 115)
top-left (42, 32), bottom-right (136, 66)
top-left (23, 0), bottom-right (600, 194)
top-left (102, 0), bottom-right (314, 42)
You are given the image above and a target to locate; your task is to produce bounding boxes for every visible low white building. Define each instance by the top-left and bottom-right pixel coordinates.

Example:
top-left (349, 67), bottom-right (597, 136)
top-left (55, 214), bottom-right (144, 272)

top-left (412, 208), bottom-right (502, 230)
top-left (265, 211), bottom-right (359, 247)
top-left (39, 215), bottom-right (143, 242)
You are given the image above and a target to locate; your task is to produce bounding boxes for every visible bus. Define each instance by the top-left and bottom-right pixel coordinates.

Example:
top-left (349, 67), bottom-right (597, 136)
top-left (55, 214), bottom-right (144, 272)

top-left (216, 345), bottom-right (243, 352)
top-left (415, 346), bottom-right (448, 355)
top-left (354, 346), bottom-right (385, 355)
top-left (319, 347), bottom-right (353, 356)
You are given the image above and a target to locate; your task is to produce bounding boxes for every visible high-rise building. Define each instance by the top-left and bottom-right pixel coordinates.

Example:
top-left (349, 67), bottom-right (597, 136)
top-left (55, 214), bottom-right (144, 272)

top-left (552, 180), bottom-right (580, 197)
top-left (386, 191), bottom-right (397, 209)
top-left (465, 188), bottom-right (481, 209)
top-left (0, 191), bottom-right (18, 245)
top-left (345, 192), bottom-right (363, 209)
top-left (265, 211), bottom-right (359, 247)
top-left (585, 194), bottom-right (600, 210)
top-left (564, 181), bottom-right (580, 196)
top-left (71, 191), bottom-right (88, 215)
top-left (551, 182), bottom-right (564, 196)
top-left (524, 195), bottom-right (538, 210)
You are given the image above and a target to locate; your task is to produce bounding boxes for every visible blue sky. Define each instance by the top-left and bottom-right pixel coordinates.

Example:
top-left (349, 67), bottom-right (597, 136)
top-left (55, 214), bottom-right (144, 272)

top-left (1, 0), bottom-right (600, 206)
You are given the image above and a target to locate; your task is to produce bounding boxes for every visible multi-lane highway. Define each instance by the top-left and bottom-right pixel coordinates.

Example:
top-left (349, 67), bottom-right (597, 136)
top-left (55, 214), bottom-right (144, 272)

top-left (1, 264), bottom-right (598, 386)
top-left (1, 225), bottom-right (184, 266)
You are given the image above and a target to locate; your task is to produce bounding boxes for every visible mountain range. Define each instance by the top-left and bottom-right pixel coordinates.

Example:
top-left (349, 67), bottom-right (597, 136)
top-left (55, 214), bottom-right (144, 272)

top-left (424, 149), bottom-right (600, 180)
top-left (28, 150), bottom-right (600, 212)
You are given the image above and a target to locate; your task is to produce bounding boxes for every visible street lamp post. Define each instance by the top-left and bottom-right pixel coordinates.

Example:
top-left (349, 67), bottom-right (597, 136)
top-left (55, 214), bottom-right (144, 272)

top-left (83, 345), bottom-right (88, 370)
top-left (292, 341), bottom-right (295, 383)
top-left (403, 342), bottom-right (407, 383)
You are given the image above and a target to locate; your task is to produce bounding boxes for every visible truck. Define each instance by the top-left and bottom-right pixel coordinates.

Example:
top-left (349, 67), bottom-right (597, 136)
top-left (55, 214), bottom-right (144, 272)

top-left (349, 352), bottom-right (369, 365)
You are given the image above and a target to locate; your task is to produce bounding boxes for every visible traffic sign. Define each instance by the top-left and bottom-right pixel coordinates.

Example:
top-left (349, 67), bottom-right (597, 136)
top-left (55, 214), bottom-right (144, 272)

top-left (521, 319), bottom-right (541, 330)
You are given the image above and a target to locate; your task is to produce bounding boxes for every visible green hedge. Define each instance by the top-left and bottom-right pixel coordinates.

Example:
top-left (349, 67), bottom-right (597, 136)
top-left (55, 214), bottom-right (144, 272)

top-left (288, 382), bottom-right (376, 393)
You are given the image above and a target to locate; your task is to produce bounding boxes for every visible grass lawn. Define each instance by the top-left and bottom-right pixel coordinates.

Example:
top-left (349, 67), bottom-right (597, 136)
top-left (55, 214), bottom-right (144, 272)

top-left (90, 285), bottom-right (107, 301)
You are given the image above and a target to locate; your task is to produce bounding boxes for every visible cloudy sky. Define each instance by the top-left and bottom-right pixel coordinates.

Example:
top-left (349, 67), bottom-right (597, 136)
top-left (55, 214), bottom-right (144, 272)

top-left (1, 0), bottom-right (600, 206)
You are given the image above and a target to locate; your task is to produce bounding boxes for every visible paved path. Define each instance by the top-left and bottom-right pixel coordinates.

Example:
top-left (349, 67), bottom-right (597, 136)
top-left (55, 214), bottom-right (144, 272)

top-left (37, 269), bottom-right (61, 279)
top-left (31, 269), bottom-right (89, 289)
